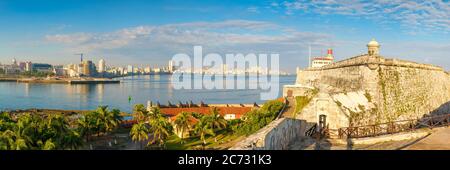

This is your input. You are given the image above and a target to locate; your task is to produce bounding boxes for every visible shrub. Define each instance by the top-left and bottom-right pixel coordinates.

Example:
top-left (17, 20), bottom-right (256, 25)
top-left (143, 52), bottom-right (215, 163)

top-left (234, 100), bottom-right (285, 136)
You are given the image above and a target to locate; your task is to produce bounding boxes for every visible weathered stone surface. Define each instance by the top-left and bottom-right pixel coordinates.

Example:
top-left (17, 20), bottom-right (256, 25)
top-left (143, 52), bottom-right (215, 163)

top-left (289, 55), bottom-right (450, 128)
top-left (229, 118), bottom-right (307, 150)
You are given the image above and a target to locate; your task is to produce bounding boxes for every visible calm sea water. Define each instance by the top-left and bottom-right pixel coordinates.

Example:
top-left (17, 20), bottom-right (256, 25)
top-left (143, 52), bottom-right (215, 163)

top-left (0, 74), bottom-right (295, 112)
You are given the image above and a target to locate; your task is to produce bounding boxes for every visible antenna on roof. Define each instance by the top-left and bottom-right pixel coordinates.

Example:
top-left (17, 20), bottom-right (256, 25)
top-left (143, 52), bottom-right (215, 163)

top-left (75, 53), bottom-right (84, 62)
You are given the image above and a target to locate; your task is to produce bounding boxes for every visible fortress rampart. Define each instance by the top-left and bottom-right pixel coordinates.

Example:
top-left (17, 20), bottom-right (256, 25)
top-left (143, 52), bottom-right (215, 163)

top-left (304, 54), bottom-right (443, 72)
top-left (292, 54), bottom-right (450, 128)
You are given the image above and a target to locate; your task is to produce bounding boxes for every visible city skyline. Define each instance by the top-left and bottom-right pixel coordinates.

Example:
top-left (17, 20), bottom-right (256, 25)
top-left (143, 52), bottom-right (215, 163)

top-left (0, 0), bottom-right (449, 72)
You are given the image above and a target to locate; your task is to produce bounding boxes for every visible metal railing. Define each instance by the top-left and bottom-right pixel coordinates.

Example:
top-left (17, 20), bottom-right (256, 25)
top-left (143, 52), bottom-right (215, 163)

top-left (338, 113), bottom-right (450, 139)
top-left (275, 97), bottom-right (288, 120)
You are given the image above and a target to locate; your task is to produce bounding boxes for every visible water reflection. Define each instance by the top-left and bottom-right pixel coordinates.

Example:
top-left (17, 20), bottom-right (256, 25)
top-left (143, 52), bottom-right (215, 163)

top-left (0, 75), bottom-right (296, 112)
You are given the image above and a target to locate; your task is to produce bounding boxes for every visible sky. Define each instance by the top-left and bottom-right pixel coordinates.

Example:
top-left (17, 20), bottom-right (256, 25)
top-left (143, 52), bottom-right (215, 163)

top-left (0, 0), bottom-right (449, 73)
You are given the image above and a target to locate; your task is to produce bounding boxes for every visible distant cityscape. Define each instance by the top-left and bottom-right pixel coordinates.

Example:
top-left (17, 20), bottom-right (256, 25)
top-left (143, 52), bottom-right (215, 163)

top-left (0, 55), bottom-right (290, 79)
top-left (0, 56), bottom-right (176, 78)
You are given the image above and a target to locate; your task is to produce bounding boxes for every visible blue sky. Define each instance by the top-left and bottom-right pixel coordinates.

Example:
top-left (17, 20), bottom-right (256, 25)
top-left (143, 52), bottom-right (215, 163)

top-left (0, 0), bottom-right (449, 72)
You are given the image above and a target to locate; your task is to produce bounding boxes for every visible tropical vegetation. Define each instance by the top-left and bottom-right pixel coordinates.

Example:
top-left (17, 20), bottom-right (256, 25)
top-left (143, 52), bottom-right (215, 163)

top-left (0, 105), bottom-right (123, 150)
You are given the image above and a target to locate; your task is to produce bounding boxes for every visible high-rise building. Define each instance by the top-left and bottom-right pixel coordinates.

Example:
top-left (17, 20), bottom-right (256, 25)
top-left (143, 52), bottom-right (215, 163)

top-left (127, 65), bottom-right (134, 75)
top-left (168, 60), bottom-right (174, 72)
top-left (144, 66), bottom-right (151, 73)
top-left (82, 60), bottom-right (96, 76)
top-left (25, 61), bottom-right (33, 72)
top-left (98, 59), bottom-right (105, 73)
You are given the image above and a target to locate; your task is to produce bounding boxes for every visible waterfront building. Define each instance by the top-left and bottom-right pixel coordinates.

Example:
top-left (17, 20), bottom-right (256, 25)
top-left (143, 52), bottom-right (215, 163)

top-left (144, 66), bottom-right (151, 74)
top-left (98, 59), bottom-right (106, 73)
top-left (311, 48), bottom-right (334, 68)
top-left (81, 60), bottom-right (97, 76)
top-left (32, 63), bottom-right (53, 72)
top-left (25, 61), bottom-right (33, 72)
top-left (52, 65), bottom-right (65, 76)
top-left (168, 60), bottom-right (174, 73)
top-left (12, 58), bottom-right (17, 66)
top-left (127, 65), bottom-right (133, 75)
top-left (18, 62), bottom-right (26, 71)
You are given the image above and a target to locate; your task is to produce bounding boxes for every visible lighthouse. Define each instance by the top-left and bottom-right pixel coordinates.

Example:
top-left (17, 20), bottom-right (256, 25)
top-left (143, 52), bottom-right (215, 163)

top-left (311, 48), bottom-right (335, 68)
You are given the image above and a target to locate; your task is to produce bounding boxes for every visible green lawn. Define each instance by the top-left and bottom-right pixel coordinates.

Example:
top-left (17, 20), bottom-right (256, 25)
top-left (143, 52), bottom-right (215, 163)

top-left (164, 130), bottom-right (242, 150)
top-left (295, 96), bottom-right (312, 114)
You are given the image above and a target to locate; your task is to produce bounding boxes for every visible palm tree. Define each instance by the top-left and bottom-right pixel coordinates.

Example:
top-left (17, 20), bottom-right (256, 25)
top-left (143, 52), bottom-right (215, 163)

top-left (38, 139), bottom-right (56, 150)
top-left (96, 106), bottom-right (122, 134)
top-left (133, 104), bottom-right (149, 122)
top-left (44, 140), bottom-right (56, 150)
top-left (77, 115), bottom-right (93, 142)
top-left (2, 130), bottom-right (27, 150)
top-left (209, 108), bottom-right (227, 131)
top-left (95, 106), bottom-right (109, 135)
top-left (0, 134), bottom-right (8, 150)
top-left (148, 107), bottom-right (162, 121)
top-left (62, 131), bottom-right (83, 150)
top-left (46, 114), bottom-right (69, 145)
top-left (194, 117), bottom-right (215, 145)
top-left (130, 122), bottom-right (149, 149)
top-left (149, 115), bottom-right (173, 147)
top-left (174, 112), bottom-right (191, 143)
top-left (106, 109), bottom-right (122, 131)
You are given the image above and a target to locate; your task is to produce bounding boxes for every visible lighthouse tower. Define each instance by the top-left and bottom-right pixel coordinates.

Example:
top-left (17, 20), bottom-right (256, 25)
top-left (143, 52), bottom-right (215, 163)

top-left (325, 48), bottom-right (334, 60)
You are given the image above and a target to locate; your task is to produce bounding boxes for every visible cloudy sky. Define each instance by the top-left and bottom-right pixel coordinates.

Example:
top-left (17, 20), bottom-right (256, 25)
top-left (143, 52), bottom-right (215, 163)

top-left (0, 0), bottom-right (449, 72)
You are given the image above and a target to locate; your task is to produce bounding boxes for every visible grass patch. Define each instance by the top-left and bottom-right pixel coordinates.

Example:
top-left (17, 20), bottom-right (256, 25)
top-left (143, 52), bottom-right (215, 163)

top-left (164, 129), bottom-right (241, 150)
top-left (295, 96), bottom-right (312, 114)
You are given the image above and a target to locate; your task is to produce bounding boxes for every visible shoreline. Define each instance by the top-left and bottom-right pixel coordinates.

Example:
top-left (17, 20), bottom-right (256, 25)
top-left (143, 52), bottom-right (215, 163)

top-left (3, 108), bottom-right (132, 117)
top-left (0, 77), bottom-right (120, 84)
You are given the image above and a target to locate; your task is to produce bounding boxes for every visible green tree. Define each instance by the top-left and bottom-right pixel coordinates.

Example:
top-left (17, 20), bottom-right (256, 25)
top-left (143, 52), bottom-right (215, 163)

top-left (174, 112), bottom-right (191, 143)
top-left (96, 106), bottom-right (122, 134)
top-left (133, 104), bottom-right (149, 122)
top-left (208, 108), bottom-right (227, 131)
top-left (2, 130), bottom-right (28, 150)
top-left (148, 107), bottom-right (163, 121)
top-left (62, 131), bottom-right (83, 150)
top-left (149, 115), bottom-right (173, 147)
top-left (194, 117), bottom-right (215, 145)
top-left (130, 122), bottom-right (149, 149)
top-left (77, 115), bottom-right (94, 142)
top-left (38, 139), bottom-right (56, 150)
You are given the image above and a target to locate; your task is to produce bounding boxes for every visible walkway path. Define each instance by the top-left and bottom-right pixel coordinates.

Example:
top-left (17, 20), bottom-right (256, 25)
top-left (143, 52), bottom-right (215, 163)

top-left (402, 127), bottom-right (450, 150)
top-left (289, 127), bottom-right (450, 150)
top-left (280, 97), bottom-right (296, 118)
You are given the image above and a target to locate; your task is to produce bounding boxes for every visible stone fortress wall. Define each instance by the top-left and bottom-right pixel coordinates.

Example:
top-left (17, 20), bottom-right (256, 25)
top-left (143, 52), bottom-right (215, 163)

top-left (293, 54), bottom-right (450, 128)
top-left (229, 118), bottom-right (308, 150)
top-left (233, 39), bottom-right (450, 149)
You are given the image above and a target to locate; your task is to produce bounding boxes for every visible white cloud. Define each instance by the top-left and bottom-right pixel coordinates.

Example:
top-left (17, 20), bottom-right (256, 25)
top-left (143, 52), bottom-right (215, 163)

top-left (44, 20), bottom-right (331, 51)
top-left (247, 6), bottom-right (260, 13)
top-left (280, 0), bottom-right (450, 32)
top-left (44, 20), bottom-right (334, 71)
top-left (45, 33), bottom-right (92, 44)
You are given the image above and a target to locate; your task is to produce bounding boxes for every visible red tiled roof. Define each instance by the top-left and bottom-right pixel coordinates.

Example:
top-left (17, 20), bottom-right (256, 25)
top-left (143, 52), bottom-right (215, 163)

top-left (169, 115), bottom-right (199, 125)
top-left (161, 107), bottom-right (253, 119)
top-left (313, 57), bottom-right (333, 60)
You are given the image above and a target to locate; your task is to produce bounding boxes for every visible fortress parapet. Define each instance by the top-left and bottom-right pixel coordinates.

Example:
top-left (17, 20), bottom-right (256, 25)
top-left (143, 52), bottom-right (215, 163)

top-left (305, 55), bottom-right (443, 72)
top-left (285, 39), bottom-right (450, 131)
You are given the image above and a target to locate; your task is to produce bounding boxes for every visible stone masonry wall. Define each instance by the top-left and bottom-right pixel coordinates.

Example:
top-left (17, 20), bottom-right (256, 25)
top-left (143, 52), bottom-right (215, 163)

top-left (295, 55), bottom-right (450, 127)
top-left (229, 118), bottom-right (306, 150)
